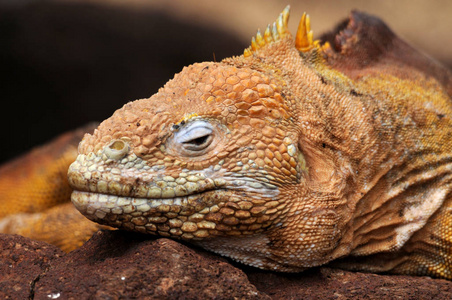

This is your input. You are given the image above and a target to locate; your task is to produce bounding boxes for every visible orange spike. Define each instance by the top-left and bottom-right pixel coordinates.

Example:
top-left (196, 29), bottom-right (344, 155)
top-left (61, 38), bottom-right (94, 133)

top-left (295, 13), bottom-right (314, 52)
top-left (242, 6), bottom-right (291, 57)
top-left (263, 25), bottom-right (273, 43)
top-left (256, 30), bottom-right (265, 47)
top-left (250, 37), bottom-right (258, 51)
top-left (243, 47), bottom-right (252, 57)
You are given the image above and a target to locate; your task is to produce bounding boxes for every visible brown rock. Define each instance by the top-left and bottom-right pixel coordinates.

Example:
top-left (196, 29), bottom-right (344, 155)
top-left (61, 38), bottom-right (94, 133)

top-left (246, 267), bottom-right (452, 299)
top-left (33, 230), bottom-right (267, 299)
top-left (1, 230), bottom-right (452, 299)
top-left (0, 233), bottom-right (64, 299)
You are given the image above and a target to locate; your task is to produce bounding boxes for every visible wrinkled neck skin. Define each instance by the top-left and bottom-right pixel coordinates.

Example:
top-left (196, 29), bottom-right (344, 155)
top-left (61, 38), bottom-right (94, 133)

top-left (197, 37), bottom-right (452, 271)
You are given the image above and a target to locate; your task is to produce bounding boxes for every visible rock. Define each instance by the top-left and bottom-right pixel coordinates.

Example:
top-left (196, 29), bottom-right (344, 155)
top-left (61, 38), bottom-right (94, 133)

top-left (0, 233), bottom-right (64, 299)
top-left (34, 230), bottom-right (267, 299)
top-left (1, 230), bottom-right (452, 299)
top-left (246, 267), bottom-right (452, 299)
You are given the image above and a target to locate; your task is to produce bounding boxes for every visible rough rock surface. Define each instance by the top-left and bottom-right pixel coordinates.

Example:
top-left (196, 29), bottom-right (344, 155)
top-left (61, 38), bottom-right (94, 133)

top-left (1, 230), bottom-right (452, 299)
top-left (0, 233), bottom-right (64, 299)
top-left (247, 267), bottom-right (452, 299)
top-left (33, 230), bottom-right (266, 299)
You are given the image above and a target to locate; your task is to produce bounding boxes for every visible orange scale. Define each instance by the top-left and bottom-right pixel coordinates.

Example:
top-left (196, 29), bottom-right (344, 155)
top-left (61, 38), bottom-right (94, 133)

top-left (226, 115), bottom-right (237, 123)
top-left (261, 126), bottom-right (276, 138)
top-left (242, 89), bottom-right (259, 103)
top-left (226, 76), bottom-right (240, 85)
top-left (270, 110), bottom-right (282, 119)
top-left (272, 158), bottom-right (282, 168)
top-left (250, 118), bottom-right (266, 129)
top-left (213, 77), bottom-right (226, 88)
top-left (250, 75), bottom-right (263, 84)
top-left (232, 83), bottom-right (246, 93)
top-left (226, 91), bottom-right (237, 100)
top-left (235, 102), bottom-right (251, 110)
top-left (257, 84), bottom-right (275, 97)
top-left (267, 143), bottom-right (279, 152)
top-left (264, 157), bottom-right (273, 166)
top-left (222, 84), bottom-right (233, 93)
top-left (213, 89), bottom-right (225, 97)
top-left (237, 115), bottom-right (250, 125)
top-left (242, 79), bottom-right (255, 89)
top-left (249, 106), bottom-right (268, 118)
top-left (237, 71), bottom-right (251, 79)
top-left (220, 109), bottom-right (230, 117)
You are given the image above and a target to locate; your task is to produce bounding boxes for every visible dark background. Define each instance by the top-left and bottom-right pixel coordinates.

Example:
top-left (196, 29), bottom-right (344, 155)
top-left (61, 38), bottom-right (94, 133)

top-left (0, 1), bottom-right (245, 163)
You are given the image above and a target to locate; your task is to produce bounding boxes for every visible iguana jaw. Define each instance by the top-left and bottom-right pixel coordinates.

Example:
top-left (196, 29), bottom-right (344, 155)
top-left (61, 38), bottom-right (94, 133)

top-left (70, 190), bottom-right (230, 237)
top-left (68, 146), bottom-right (281, 240)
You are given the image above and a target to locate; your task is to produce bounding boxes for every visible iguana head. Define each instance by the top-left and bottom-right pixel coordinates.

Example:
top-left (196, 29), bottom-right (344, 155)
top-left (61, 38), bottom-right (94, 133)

top-left (68, 7), bottom-right (365, 271)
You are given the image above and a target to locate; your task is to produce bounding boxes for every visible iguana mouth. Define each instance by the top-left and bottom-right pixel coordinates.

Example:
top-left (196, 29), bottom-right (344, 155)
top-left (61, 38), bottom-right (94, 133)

top-left (68, 147), bottom-right (280, 238)
top-left (67, 148), bottom-right (228, 232)
top-left (70, 189), bottom-right (227, 235)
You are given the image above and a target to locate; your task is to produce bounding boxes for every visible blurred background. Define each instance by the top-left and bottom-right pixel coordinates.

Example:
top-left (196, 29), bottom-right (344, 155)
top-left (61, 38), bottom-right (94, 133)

top-left (1, 0), bottom-right (451, 164)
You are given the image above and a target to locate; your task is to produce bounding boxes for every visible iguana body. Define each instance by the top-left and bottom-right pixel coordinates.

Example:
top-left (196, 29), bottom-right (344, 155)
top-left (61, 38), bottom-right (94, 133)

top-left (0, 124), bottom-right (105, 252)
top-left (1, 7), bottom-right (452, 278)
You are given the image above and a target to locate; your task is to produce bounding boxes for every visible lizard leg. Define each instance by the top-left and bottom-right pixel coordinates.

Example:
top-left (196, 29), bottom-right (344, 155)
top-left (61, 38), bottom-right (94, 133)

top-left (0, 123), bottom-right (106, 252)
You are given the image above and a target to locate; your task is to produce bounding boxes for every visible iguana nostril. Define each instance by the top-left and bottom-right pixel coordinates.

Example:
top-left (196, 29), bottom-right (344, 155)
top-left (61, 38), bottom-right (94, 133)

top-left (104, 139), bottom-right (129, 160)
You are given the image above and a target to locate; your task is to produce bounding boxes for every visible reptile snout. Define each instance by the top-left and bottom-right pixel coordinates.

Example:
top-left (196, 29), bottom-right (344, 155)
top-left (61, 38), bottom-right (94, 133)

top-left (104, 139), bottom-right (130, 160)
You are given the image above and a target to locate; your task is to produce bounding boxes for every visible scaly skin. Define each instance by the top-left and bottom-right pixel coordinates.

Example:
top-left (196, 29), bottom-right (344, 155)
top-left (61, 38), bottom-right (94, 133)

top-left (1, 7), bottom-right (451, 278)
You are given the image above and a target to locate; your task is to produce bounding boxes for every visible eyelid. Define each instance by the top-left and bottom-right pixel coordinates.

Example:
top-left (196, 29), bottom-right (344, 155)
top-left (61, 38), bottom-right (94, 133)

top-left (178, 126), bottom-right (213, 144)
top-left (165, 119), bottom-right (224, 158)
top-left (174, 121), bottom-right (212, 138)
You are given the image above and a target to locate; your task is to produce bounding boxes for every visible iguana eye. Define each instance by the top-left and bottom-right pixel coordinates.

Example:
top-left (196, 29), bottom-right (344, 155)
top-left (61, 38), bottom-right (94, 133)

top-left (178, 125), bottom-right (213, 151)
top-left (169, 120), bottom-right (215, 156)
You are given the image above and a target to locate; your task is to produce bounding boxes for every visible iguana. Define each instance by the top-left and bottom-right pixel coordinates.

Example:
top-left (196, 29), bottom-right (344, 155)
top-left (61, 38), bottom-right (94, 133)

top-left (1, 7), bottom-right (451, 279)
